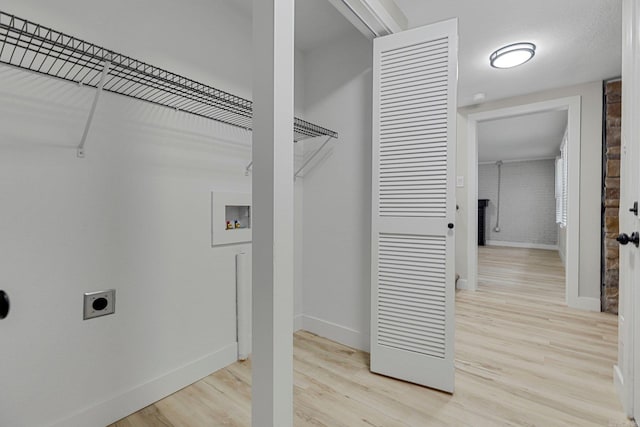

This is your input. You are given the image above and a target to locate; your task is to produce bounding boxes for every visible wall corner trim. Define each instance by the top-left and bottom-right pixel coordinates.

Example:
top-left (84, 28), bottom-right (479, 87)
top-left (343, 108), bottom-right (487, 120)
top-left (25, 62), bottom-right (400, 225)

top-left (50, 343), bottom-right (238, 427)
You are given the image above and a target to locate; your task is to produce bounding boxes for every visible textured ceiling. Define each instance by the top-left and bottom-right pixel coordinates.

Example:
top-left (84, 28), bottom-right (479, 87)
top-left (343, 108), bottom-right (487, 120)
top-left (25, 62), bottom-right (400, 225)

top-left (227, 0), bottom-right (622, 106)
top-left (477, 110), bottom-right (568, 163)
top-left (393, 0), bottom-right (622, 106)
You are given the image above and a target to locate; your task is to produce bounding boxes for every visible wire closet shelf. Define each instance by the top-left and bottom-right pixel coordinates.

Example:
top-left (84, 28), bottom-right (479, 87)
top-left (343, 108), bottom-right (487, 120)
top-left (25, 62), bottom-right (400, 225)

top-left (0, 11), bottom-right (338, 143)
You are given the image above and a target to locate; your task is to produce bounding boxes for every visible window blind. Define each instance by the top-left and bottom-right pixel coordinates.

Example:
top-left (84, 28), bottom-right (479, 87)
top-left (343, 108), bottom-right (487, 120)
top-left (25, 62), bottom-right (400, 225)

top-left (555, 129), bottom-right (568, 227)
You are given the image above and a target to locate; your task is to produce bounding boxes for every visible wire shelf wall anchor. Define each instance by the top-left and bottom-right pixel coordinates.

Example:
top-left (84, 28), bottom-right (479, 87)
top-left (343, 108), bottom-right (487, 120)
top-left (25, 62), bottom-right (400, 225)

top-left (77, 59), bottom-right (110, 158)
top-left (294, 135), bottom-right (333, 178)
top-left (244, 135), bottom-right (334, 178)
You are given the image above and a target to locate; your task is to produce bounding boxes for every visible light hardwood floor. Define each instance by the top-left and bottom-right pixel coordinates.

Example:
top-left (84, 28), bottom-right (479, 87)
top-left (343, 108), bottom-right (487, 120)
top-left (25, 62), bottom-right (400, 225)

top-left (112, 246), bottom-right (634, 426)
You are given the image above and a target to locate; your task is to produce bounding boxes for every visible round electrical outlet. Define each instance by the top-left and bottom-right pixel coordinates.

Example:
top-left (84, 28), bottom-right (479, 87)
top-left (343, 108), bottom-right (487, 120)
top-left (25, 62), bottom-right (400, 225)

top-left (92, 297), bottom-right (108, 311)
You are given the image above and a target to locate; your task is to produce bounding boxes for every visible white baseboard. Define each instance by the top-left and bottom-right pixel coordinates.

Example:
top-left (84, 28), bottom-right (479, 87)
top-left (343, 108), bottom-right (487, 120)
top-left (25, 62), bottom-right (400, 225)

top-left (569, 296), bottom-right (601, 312)
top-left (51, 343), bottom-right (238, 427)
top-left (456, 278), bottom-right (470, 290)
top-left (485, 240), bottom-right (559, 251)
top-left (301, 315), bottom-right (369, 352)
top-left (294, 314), bottom-right (304, 332)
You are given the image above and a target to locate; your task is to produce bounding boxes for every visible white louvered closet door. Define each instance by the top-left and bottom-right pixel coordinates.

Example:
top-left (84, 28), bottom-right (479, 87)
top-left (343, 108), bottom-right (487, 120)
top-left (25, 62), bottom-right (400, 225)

top-left (371, 19), bottom-right (457, 393)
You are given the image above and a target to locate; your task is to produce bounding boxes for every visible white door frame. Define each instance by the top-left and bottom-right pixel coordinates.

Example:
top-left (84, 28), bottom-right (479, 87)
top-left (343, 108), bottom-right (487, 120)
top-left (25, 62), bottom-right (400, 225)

top-left (631, 0), bottom-right (640, 415)
top-left (616, 0), bottom-right (640, 417)
top-left (465, 96), bottom-right (591, 310)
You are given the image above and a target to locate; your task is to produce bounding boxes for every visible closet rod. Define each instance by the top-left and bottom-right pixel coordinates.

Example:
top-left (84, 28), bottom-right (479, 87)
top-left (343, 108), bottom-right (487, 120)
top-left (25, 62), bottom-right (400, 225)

top-left (0, 11), bottom-right (338, 144)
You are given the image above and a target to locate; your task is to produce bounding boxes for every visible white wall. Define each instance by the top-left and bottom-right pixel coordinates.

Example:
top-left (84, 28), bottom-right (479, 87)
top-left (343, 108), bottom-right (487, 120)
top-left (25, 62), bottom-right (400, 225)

top-left (478, 160), bottom-right (558, 246)
top-left (0, 68), bottom-right (244, 427)
top-left (0, 1), bottom-right (308, 425)
top-left (456, 81), bottom-right (603, 300)
top-left (300, 31), bottom-right (373, 351)
top-left (455, 113), bottom-right (469, 280)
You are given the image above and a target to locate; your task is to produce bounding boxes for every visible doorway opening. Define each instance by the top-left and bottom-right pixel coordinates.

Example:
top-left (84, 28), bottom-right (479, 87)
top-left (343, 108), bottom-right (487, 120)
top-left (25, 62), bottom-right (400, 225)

top-left (476, 110), bottom-right (568, 302)
top-left (464, 96), bottom-right (595, 310)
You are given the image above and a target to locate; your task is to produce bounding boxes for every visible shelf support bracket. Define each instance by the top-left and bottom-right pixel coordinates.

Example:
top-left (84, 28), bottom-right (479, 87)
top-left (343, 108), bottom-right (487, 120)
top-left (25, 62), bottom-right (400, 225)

top-left (246, 136), bottom-right (334, 178)
top-left (294, 136), bottom-right (333, 178)
top-left (77, 60), bottom-right (111, 158)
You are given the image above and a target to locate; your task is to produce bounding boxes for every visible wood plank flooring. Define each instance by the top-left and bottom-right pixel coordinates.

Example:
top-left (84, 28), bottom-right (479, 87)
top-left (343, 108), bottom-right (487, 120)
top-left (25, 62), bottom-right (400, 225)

top-left (111, 246), bottom-right (633, 426)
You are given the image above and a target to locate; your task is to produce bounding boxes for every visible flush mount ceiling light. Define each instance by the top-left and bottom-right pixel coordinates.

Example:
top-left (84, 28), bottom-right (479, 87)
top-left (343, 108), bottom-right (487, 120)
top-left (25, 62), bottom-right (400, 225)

top-left (490, 42), bottom-right (536, 69)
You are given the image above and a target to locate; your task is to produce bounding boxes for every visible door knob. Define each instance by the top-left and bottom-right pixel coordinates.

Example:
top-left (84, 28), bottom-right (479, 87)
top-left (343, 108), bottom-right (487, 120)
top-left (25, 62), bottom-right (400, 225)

top-left (448, 223), bottom-right (454, 229)
top-left (617, 232), bottom-right (640, 247)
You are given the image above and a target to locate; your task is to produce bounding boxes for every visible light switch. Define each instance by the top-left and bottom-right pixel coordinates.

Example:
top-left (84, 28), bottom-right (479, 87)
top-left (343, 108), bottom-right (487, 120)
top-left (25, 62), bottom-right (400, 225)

top-left (456, 176), bottom-right (464, 188)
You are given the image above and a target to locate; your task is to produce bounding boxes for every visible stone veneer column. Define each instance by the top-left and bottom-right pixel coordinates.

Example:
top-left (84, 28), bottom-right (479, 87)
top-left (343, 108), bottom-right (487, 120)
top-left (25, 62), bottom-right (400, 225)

top-left (602, 80), bottom-right (621, 313)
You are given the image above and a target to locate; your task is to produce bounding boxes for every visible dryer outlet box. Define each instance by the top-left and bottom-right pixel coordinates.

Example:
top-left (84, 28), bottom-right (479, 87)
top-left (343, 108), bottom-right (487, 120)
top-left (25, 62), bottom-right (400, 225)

top-left (83, 289), bottom-right (116, 320)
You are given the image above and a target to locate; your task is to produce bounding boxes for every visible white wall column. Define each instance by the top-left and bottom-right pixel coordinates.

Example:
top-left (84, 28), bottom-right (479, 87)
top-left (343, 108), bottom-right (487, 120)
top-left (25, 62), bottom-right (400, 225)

top-left (251, 1), bottom-right (295, 426)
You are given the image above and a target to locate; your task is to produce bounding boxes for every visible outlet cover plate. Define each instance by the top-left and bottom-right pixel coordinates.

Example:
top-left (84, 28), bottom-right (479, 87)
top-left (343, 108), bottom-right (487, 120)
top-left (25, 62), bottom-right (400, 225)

top-left (83, 289), bottom-right (116, 320)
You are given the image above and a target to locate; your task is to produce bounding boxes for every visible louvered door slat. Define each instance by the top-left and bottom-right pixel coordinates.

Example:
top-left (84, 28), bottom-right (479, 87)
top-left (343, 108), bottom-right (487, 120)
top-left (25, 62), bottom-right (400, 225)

top-left (382, 116), bottom-right (448, 128)
top-left (371, 19), bottom-right (457, 393)
top-left (381, 42), bottom-right (449, 61)
top-left (381, 145), bottom-right (447, 154)
top-left (382, 61), bottom-right (448, 76)
top-left (381, 52), bottom-right (448, 70)
top-left (380, 135), bottom-right (447, 145)
top-left (380, 38), bottom-right (449, 57)
top-left (381, 101), bottom-right (447, 115)
top-left (382, 79), bottom-right (449, 94)
top-left (381, 50), bottom-right (449, 67)
top-left (381, 91), bottom-right (448, 107)
top-left (379, 307), bottom-right (446, 326)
